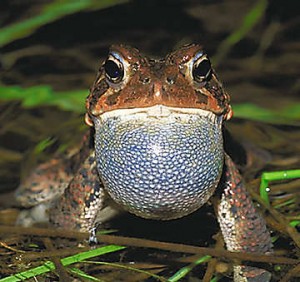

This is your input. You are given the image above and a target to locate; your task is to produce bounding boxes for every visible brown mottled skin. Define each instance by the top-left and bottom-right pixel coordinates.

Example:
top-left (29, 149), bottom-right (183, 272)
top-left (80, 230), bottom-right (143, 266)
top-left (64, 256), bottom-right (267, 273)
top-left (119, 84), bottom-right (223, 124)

top-left (16, 44), bottom-right (272, 281)
top-left (86, 44), bottom-right (232, 120)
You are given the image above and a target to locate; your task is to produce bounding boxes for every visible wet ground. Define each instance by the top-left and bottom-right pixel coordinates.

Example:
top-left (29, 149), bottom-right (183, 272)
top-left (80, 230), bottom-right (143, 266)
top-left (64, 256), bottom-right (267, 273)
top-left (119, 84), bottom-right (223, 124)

top-left (0, 0), bottom-right (299, 281)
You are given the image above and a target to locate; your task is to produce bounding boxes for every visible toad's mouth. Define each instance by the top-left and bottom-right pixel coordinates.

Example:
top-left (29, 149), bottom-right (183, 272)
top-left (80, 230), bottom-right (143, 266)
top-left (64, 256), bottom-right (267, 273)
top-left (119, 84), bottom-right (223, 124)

top-left (93, 105), bottom-right (224, 220)
top-left (95, 105), bottom-right (222, 124)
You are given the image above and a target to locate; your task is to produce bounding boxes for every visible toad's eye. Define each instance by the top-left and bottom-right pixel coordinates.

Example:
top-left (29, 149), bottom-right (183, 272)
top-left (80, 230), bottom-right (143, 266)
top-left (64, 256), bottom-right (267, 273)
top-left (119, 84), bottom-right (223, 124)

top-left (192, 54), bottom-right (212, 83)
top-left (104, 54), bottom-right (124, 83)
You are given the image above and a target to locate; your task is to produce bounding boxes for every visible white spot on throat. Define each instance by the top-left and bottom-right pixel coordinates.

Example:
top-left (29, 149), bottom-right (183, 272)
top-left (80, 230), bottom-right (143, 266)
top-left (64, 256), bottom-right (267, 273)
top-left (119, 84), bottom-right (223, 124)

top-left (149, 143), bottom-right (162, 155)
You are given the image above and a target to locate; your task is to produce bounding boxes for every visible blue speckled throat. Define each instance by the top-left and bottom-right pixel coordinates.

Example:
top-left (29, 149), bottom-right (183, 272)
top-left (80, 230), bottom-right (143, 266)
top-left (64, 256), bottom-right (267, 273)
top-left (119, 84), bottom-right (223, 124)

top-left (94, 105), bottom-right (224, 220)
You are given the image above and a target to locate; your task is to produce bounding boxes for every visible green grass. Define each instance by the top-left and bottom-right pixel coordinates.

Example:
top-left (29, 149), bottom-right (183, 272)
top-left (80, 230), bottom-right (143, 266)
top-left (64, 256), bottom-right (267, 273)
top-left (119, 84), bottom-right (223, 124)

top-left (0, 244), bottom-right (125, 282)
top-left (260, 169), bottom-right (300, 207)
top-left (260, 168), bottom-right (300, 228)
top-left (1, 85), bottom-right (300, 124)
top-left (214, 0), bottom-right (268, 64)
top-left (168, 255), bottom-right (212, 282)
top-left (0, 85), bottom-right (87, 112)
top-left (0, 0), bottom-right (128, 48)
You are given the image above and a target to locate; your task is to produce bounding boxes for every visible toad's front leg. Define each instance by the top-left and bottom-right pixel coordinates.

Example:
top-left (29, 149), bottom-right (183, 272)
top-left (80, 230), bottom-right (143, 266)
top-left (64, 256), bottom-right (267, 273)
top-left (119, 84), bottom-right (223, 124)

top-left (217, 154), bottom-right (273, 281)
top-left (49, 151), bottom-right (105, 234)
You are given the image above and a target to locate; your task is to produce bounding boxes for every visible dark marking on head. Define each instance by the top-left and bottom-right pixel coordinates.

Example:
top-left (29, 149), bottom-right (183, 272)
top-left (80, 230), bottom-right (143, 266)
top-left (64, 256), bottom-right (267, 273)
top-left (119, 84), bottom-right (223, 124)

top-left (195, 91), bottom-right (208, 104)
top-left (206, 83), bottom-right (226, 107)
top-left (90, 78), bottom-right (109, 108)
top-left (86, 44), bottom-right (231, 118)
top-left (123, 96), bottom-right (136, 103)
top-left (139, 75), bottom-right (151, 84)
top-left (149, 59), bottom-right (165, 78)
top-left (166, 74), bottom-right (177, 85)
top-left (105, 91), bottom-right (120, 106)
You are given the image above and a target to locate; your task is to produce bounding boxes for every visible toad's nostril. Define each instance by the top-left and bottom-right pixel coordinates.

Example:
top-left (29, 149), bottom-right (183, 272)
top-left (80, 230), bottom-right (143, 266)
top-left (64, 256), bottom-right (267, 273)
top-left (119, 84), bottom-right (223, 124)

top-left (140, 76), bottom-right (151, 84)
top-left (166, 75), bottom-right (176, 85)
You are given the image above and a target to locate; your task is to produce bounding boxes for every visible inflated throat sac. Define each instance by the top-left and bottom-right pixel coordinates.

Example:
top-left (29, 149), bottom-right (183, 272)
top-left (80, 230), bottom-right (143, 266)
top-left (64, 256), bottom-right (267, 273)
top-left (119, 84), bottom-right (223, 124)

top-left (94, 106), bottom-right (224, 220)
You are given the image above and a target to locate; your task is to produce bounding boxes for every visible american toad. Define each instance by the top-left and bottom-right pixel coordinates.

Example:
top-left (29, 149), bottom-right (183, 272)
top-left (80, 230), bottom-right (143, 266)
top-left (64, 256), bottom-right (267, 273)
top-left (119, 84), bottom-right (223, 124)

top-left (16, 44), bottom-right (272, 281)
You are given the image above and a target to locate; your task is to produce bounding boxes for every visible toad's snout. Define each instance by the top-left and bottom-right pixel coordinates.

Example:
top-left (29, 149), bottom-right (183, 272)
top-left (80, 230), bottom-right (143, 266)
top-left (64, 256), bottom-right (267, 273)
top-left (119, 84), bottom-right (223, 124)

top-left (93, 106), bottom-right (224, 220)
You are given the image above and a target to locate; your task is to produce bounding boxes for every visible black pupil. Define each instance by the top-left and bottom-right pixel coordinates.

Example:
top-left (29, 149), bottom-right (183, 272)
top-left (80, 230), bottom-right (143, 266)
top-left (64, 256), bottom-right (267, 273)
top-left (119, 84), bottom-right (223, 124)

top-left (193, 59), bottom-right (211, 80)
top-left (104, 59), bottom-right (123, 81)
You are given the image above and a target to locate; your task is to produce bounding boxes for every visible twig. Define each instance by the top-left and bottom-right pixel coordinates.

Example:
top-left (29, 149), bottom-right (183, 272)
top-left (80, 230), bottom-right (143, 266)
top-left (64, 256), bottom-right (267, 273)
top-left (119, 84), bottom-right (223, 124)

top-left (248, 180), bottom-right (300, 249)
top-left (43, 237), bottom-right (72, 282)
top-left (202, 233), bottom-right (226, 282)
top-left (0, 225), bottom-right (298, 265)
top-left (279, 263), bottom-right (300, 282)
